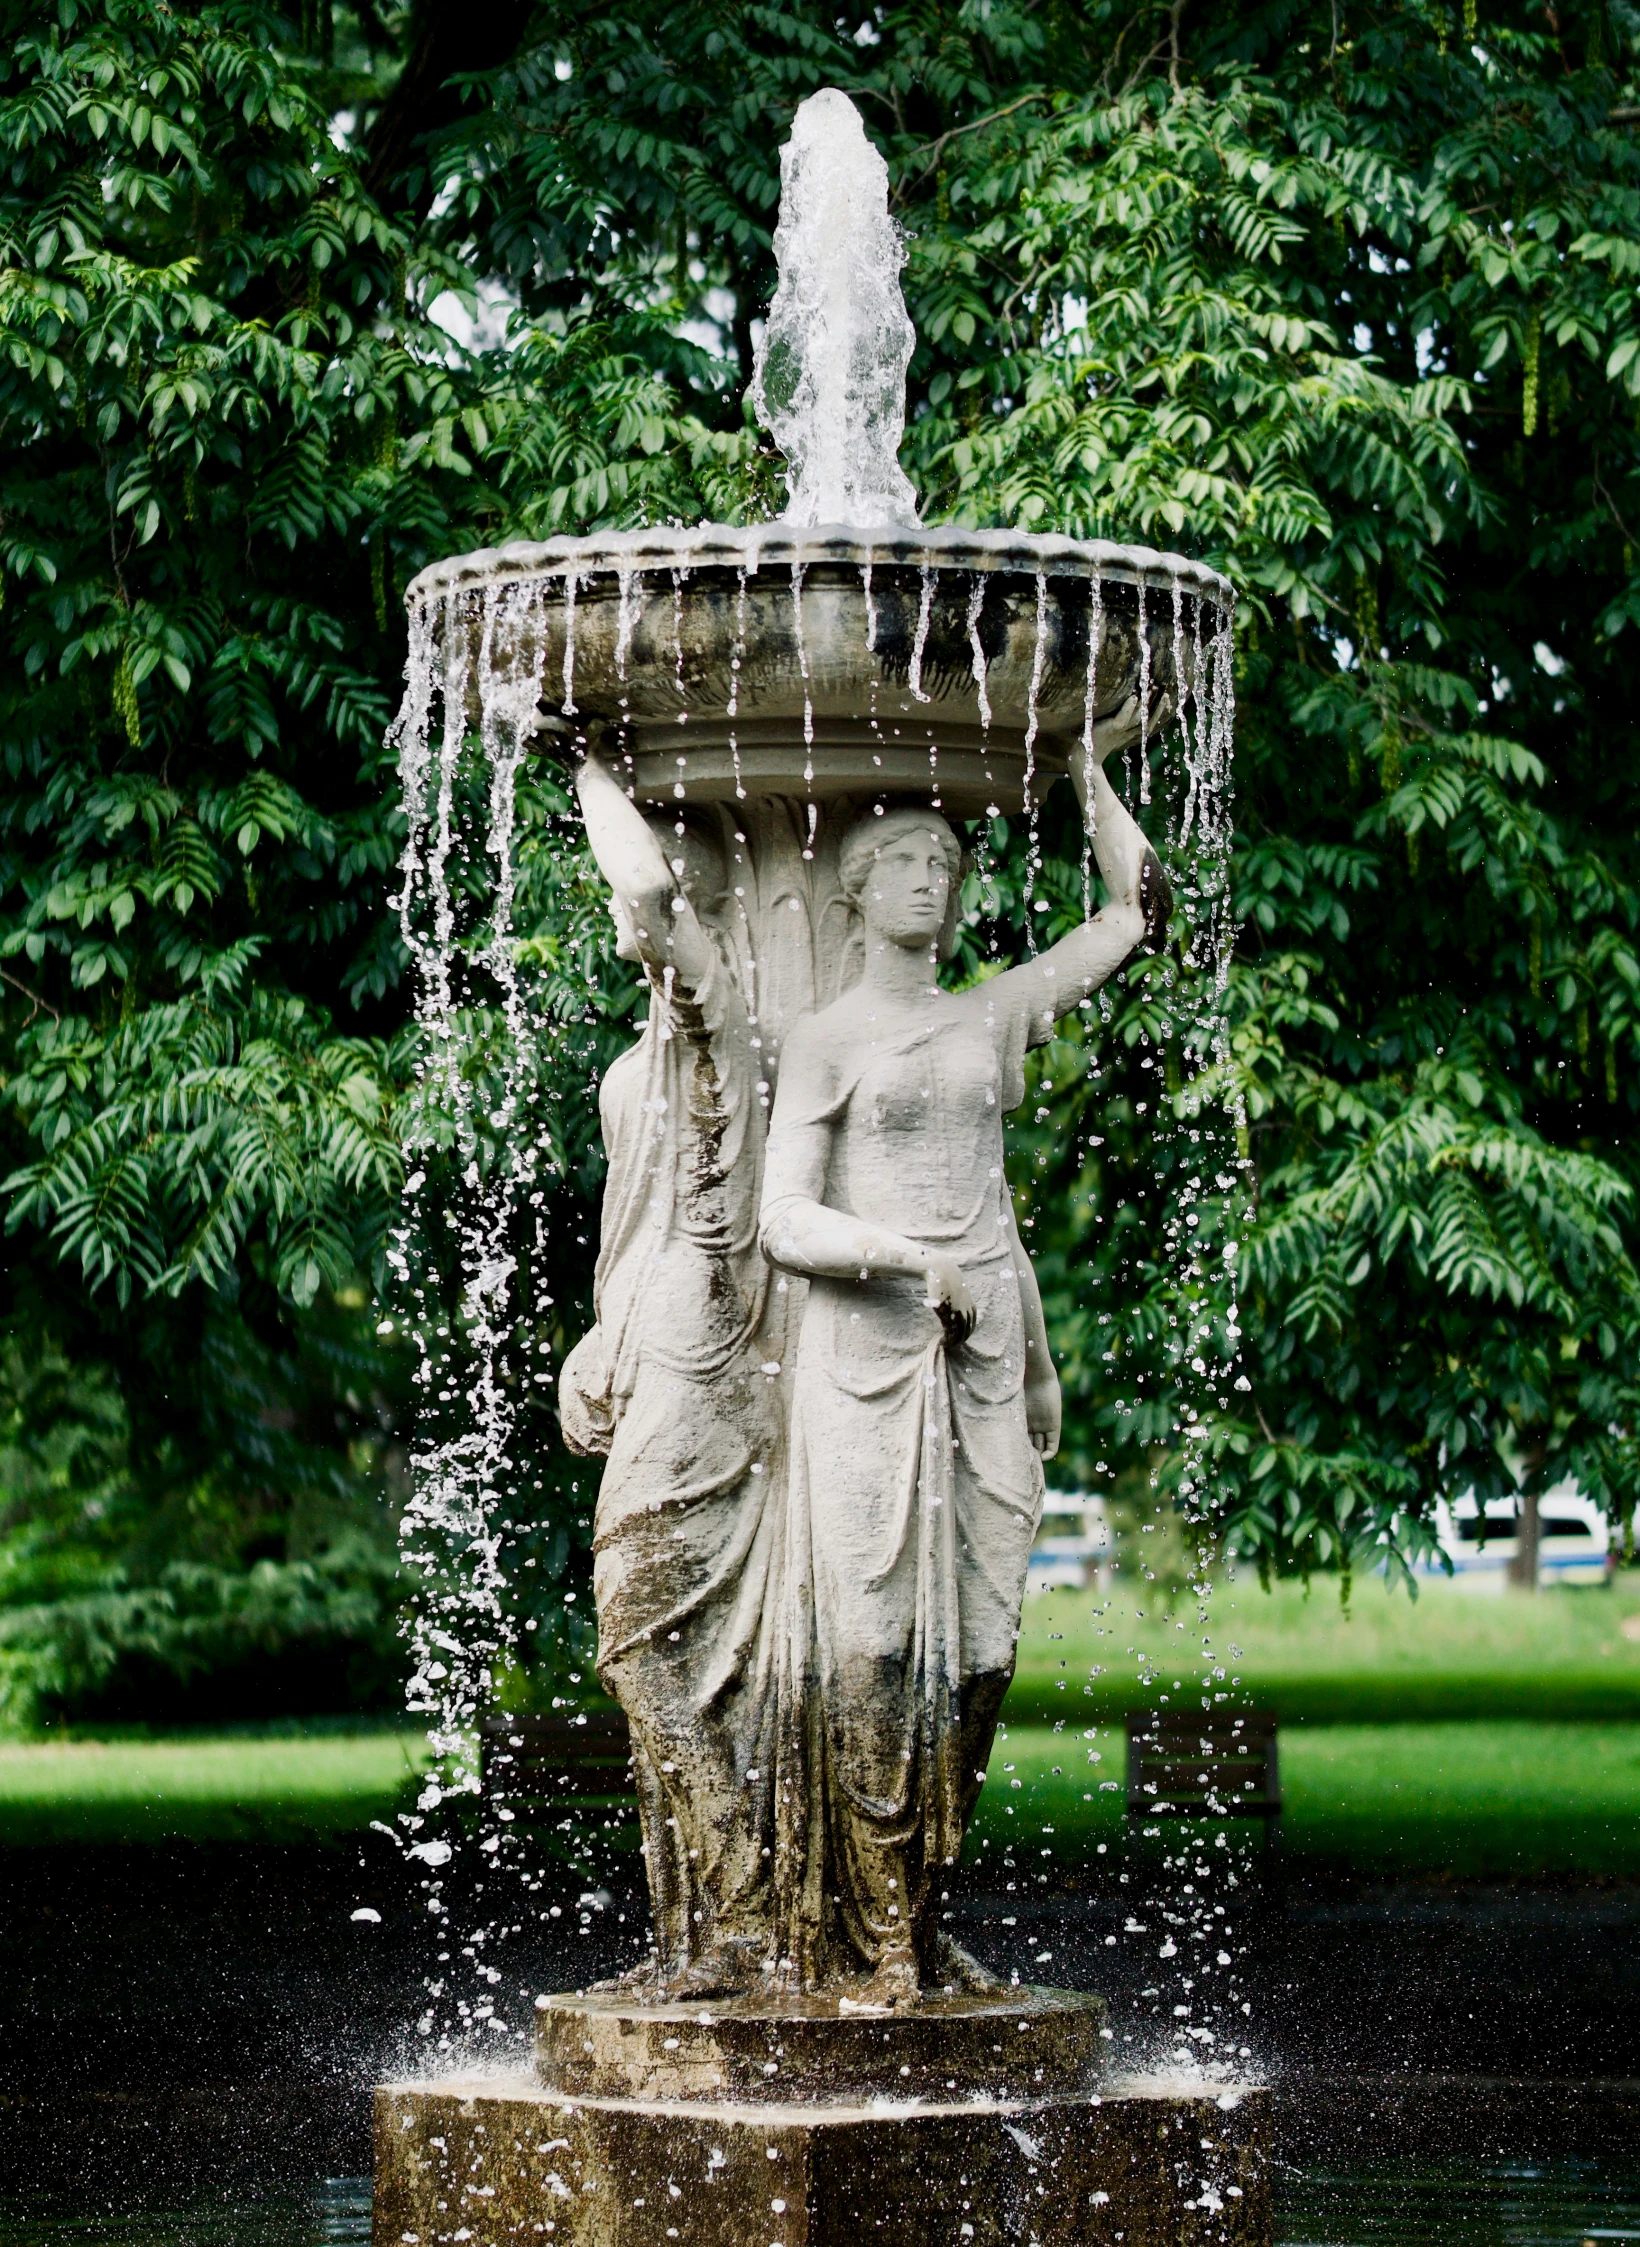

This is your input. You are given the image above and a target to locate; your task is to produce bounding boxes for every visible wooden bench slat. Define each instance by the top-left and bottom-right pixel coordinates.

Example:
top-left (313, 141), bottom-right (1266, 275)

top-left (1137, 1798), bottom-right (1282, 1819)
top-left (1128, 1752), bottom-right (1277, 1773)
top-left (479, 1711), bottom-right (638, 1806)
top-left (1128, 1729), bottom-right (1269, 1749)
top-left (1124, 1708), bottom-right (1282, 1825)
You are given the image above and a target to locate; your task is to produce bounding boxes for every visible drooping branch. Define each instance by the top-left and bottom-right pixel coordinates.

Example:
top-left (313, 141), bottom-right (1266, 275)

top-left (896, 92), bottom-right (1049, 189)
top-left (0, 967), bottom-right (59, 1025)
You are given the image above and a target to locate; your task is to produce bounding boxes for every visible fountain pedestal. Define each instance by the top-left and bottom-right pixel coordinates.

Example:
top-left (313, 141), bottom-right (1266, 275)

top-left (373, 1989), bottom-right (1270, 2247)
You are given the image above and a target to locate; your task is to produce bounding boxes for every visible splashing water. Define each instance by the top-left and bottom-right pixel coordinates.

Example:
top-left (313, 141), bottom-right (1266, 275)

top-left (560, 568), bottom-right (580, 715)
top-left (728, 565), bottom-right (749, 798)
top-left (965, 574), bottom-right (991, 732)
top-left (1136, 581), bottom-right (1153, 804)
top-left (790, 557), bottom-right (815, 781)
top-left (1080, 566), bottom-right (1105, 916)
top-left (386, 579), bottom-right (559, 2036)
top-left (1019, 574), bottom-right (1050, 944)
top-left (751, 89), bottom-right (919, 527)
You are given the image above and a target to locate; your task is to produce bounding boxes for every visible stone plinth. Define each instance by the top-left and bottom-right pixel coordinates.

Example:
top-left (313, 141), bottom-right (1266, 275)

top-left (534, 1986), bottom-right (1107, 2105)
top-left (374, 1991), bottom-right (1271, 2247)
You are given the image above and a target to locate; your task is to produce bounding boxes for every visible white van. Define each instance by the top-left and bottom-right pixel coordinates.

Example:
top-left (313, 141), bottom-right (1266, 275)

top-left (1027, 1492), bottom-right (1114, 1594)
top-left (1420, 1482), bottom-right (1613, 1589)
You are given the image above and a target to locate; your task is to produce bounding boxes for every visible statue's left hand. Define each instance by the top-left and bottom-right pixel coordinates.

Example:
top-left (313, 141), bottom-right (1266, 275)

top-left (925, 1254), bottom-right (977, 1348)
top-left (1025, 1367), bottom-right (1061, 1460)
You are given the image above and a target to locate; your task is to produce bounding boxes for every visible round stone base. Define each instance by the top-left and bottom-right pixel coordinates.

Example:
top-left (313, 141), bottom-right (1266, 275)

top-left (534, 1984), bottom-right (1106, 2104)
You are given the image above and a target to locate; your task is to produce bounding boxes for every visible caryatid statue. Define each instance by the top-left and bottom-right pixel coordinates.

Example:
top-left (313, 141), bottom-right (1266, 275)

top-left (563, 716), bottom-right (1163, 2006)
top-left (559, 754), bottom-right (788, 1999)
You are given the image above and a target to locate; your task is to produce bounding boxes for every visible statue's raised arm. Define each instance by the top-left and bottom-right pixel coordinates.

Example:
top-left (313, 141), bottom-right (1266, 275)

top-left (574, 749), bottom-right (721, 989)
top-left (755, 752), bottom-right (1168, 2005)
top-left (983, 694), bottom-right (1172, 1047)
top-left (559, 749), bottom-right (783, 2004)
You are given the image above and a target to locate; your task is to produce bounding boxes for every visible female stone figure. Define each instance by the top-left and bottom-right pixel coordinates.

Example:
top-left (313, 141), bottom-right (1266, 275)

top-left (759, 737), bottom-right (1162, 2003)
top-left (559, 753), bottom-right (787, 1996)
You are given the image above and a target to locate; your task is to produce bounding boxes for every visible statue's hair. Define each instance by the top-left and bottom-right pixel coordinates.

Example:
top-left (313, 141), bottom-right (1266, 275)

top-left (838, 804), bottom-right (966, 959)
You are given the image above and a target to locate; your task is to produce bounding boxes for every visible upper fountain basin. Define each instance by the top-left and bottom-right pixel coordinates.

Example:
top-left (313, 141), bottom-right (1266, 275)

top-left (406, 523), bottom-right (1233, 815)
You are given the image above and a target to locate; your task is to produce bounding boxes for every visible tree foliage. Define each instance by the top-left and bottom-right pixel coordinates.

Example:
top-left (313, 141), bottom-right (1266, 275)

top-left (0, 0), bottom-right (445, 1716)
top-left (2, 0), bottom-right (1638, 1718)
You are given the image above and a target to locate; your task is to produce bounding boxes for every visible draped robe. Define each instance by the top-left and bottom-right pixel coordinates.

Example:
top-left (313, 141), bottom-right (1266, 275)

top-left (560, 949), bottom-right (788, 1976)
top-left (760, 980), bottom-right (1049, 1980)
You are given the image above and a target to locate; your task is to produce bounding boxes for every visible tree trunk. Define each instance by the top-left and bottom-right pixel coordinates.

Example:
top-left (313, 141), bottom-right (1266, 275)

top-left (363, 0), bottom-right (537, 217)
top-left (1508, 1451), bottom-right (1546, 1592)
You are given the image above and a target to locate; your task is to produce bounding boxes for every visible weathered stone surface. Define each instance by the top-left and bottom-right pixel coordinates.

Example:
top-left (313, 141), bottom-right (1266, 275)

top-left (373, 2071), bottom-right (1271, 2247)
top-left (558, 736), bottom-right (1158, 2000)
top-left (750, 782), bottom-right (1156, 1997)
top-left (559, 729), bottom-right (1164, 2001)
top-left (408, 523), bottom-right (1226, 816)
top-left (534, 1987), bottom-right (1107, 2105)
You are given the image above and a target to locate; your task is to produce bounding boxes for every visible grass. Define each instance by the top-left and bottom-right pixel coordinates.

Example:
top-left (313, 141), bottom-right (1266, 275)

top-left (0, 1727), bottom-right (430, 1845)
top-left (2, 1575), bottom-right (1638, 1865)
top-left (3, 1713), bottom-right (1630, 1879)
top-left (967, 1718), bottom-right (1640, 1879)
top-left (1007, 1571), bottom-right (1640, 1725)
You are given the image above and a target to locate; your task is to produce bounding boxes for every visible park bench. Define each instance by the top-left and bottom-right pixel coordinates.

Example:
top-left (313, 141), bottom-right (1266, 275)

top-left (478, 1709), bottom-right (637, 1829)
top-left (1125, 1708), bottom-right (1281, 1843)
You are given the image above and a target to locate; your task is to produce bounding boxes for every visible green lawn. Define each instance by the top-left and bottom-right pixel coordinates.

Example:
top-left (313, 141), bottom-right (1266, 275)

top-left (4, 1576), bottom-right (1639, 1867)
top-left (0, 1717), bottom-right (1634, 1876)
top-left (1008, 1572), bottom-right (1640, 1725)
top-left (968, 1718), bottom-right (1640, 1879)
top-left (0, 1728), bottom-right (430, 1845)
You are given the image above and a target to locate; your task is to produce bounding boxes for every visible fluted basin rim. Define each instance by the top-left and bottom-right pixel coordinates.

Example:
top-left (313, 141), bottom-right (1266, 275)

top-left (406, 521), bottom-right (1235, 613)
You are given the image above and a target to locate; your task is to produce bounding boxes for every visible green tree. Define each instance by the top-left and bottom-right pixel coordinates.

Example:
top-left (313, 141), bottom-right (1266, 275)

top-left (0, 0), bottom-right (755, 1722)
top-left (0, 0), bottom-right (430, 1718)
top-left (908, 12), bottom-right (1640, 1580)
top-left (3, 0), bottom-right (1637, 1725)
top-left (401, 0), bottom-right (1640, 1578)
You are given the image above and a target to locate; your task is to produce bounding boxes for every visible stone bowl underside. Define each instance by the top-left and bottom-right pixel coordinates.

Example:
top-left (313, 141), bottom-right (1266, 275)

top-left (408, 525), bottom-right (1232, 817)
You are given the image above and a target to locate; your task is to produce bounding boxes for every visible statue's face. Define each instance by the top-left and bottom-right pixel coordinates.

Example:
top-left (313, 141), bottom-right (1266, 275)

top-left (858, 826), bottom-right (953, 951)
top-left (609, 892), bottom-right (641, 962)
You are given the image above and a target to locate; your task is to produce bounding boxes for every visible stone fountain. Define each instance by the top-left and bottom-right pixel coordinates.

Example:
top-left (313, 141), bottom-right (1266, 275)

top-left (376, 86), bottom-right (1265, 2247)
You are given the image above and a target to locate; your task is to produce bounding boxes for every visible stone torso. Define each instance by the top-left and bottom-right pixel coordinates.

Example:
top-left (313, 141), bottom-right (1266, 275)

top-left (799, 989), bottom-right (1028, 1260)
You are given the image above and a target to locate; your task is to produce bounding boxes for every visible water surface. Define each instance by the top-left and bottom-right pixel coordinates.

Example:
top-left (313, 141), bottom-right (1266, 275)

top-left (0, 2180), bottom-right (369, 2247)
top-left (1280, 2157), bottom-right (1640, 2244)
top-left (3, 2164), bottom-right (1638, 2245)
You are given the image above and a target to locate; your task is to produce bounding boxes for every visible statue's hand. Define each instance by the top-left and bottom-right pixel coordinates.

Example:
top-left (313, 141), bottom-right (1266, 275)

top-left (574, 738), bottom-right (616, 789)
top-left (1075, 694), bottom-right (1142, 775)
top-left (925, 1254), bottom-right (977, 1348)
top-left (1025, 1365), bottom-right (1061, 1460)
